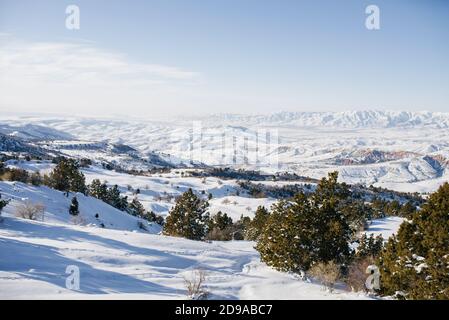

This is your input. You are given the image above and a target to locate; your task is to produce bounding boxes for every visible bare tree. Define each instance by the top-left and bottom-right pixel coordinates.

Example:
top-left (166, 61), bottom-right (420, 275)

top-left (345, 256), bottom-right (376, 292)
top-left (308, 261), bottom-right (341, 292)
top-left (184, 269), bottom-right (209, 300)
top-left (15, 201), bottom-right (45, 221)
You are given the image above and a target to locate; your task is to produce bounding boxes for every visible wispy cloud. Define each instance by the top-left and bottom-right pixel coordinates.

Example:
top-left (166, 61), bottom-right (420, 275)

top-left (0, 36), bottom-right (205, 117)
top-left (0, 38), bottom-right (199, 86)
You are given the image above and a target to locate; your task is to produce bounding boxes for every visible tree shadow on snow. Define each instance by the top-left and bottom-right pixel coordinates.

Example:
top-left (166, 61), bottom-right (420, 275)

top-left (0, 237), bottom-right (183, 296)
top-left (0, 219), bottom-right (199, 296)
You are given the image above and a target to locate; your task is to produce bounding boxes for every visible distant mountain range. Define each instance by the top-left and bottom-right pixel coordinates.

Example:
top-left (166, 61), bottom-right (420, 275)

top-left (1, 110), bottom-right (449, 193)
top-left (201, 110), bottom-right (449, 128)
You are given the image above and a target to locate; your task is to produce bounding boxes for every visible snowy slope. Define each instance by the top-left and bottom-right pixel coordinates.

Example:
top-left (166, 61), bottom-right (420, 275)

top-left (0, 181), bottom-right (160, 233)
top-left (364, 216), bottom-right (404, 240)
top-left (0, 217), bottom-right (373, 299)
top-left (3, 161), bottom-right (279, 220)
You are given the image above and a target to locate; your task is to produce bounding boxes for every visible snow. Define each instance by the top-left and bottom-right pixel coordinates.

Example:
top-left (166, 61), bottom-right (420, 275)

top-left (0, 216), bottom-right (374, 299)
top-left (4, 159), bottom-right (55, 174)
top-left (0, 181), bottom-right (160, 233)
top-left (208, 196), bottom-right (276, 221)
top-left (3, 161), bottom-right (279, 221)
top-left (364, 216), bottom-right (404, 240)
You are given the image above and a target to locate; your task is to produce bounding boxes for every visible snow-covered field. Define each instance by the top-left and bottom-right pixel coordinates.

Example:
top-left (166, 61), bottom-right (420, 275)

top-left (0, 215), bottom-right (387, 300)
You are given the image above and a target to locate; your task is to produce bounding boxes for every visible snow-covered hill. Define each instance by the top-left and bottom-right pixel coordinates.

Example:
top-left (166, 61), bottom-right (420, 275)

top-left (0, 181), bottom-right (160, 233)
top-left (2, 110), bottom-right (449, 193)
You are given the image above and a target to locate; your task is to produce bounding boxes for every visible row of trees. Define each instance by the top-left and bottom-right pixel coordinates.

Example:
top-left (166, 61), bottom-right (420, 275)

top-left (163, 188), bottom-right (251, 241)
top-left (0, 158), bottom-right (86, 193)
top-left (0, 158), bottom-right (164, 225)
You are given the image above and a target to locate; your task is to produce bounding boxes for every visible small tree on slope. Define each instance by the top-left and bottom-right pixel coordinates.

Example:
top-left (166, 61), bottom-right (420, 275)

top-left (128, 197), bottom-right (145, 217)
top-left (49, 158), bottom-right (86, 194)
top-left (377, 183), bottom-right (449, 299)
top-left (69, 196), bottom-right (79, 216)
top-left (0, 193), bottom-right (9, 219)
top-left (163, 189), bottom-right (209, 240)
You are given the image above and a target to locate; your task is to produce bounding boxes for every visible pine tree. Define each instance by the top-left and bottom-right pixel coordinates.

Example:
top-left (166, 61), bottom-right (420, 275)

top-left (0, 193), bottom-right (9, 217)
top-left (128, 197), bottom-right (145, 217)
top-left (256, 172), bottom-right (353, 272)
top-left (107, 185), bottom-right (127, 210)
top-left (205, 211), bottom-right (234, 240)
top-left (208, 211), bottom-right (233, 231)
top-left (69, 196), bottom-right (79, 216)
top-left (88, 179), bottom-right (108, 201)
top-left (245, 206), bottom-right (270, 241)
top-left (88, 181), bottom-right (128, 211)
top-left (163, 189), bottom-right (209, 240)
top-left (49, 158), bottom-right (86, 194)
top-left (314, 171), bottom-right (350, 202)
top-left (399, 201), bottom-right (417, 217)
top-left (356, 233), bottom-right (383, 259)
top-left (378, 183), bottom-right (449, 299)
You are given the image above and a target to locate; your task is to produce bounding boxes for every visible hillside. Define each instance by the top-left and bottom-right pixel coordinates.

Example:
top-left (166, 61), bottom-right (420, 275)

top-left (0, 181), bottom-right (160, 233)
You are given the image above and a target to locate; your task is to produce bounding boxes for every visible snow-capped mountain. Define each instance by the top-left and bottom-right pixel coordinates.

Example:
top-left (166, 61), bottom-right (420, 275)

top-left (0, 123), bottom-right (73, 141)
top-left (200, 110), bottom-right (449, 128)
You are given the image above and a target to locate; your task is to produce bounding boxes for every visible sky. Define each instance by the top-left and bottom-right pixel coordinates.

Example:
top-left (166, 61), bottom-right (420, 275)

top-left (0, 0), bottom-right (448, 118)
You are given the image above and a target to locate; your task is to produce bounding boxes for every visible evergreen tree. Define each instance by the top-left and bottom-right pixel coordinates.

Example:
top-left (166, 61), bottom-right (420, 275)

top-left (340, 200), bottom-right (372, 233)
top-left (245, 206), bottom-right (270, 241)
top-left (88, 179), bottom-right (108, 201)
top-left (399, 201), bottom-right (417, 217)
top-left (356, 233), bottom-right (383, 259)
top-left (208, 211), bottom-right (233, 231)
top-left (378, 183), bottom-right (449, 299)
top-left (143, 210), bottom-right (165, 225)
top-left (0, 193), bottom-right (9, 217)
top-left (128, 197), bottom-right (145, 217)
top-left (69, 196), bottom-right (79, 216)
top-left (314, 171), bottom-right (350, 202)
top-left (49, 158), bottom-right (86, 194)
top-left (256, 172), bottom-right (353, 272)
top-left (107, 185), bottom-right (128, 210)
top-left (88, 181), bottom-right (128, 211)
top-left (205, 211), bottom-right (234, 241)
top-left (163, 189), bottom-right (209, 240)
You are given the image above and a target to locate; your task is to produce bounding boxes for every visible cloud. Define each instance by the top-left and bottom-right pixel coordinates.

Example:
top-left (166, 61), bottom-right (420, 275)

top-left (0, 38), bottom-right (198, 85)
top-left (0, 37), bottom-right (203, 117)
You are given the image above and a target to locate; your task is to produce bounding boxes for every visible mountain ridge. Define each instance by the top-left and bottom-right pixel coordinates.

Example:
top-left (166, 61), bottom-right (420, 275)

top-left (200, 110), bottom-right (449, 128)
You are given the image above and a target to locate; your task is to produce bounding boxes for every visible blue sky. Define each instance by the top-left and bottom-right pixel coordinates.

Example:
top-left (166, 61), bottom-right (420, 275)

top-left (0, 0), bottom-right (448, 117)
